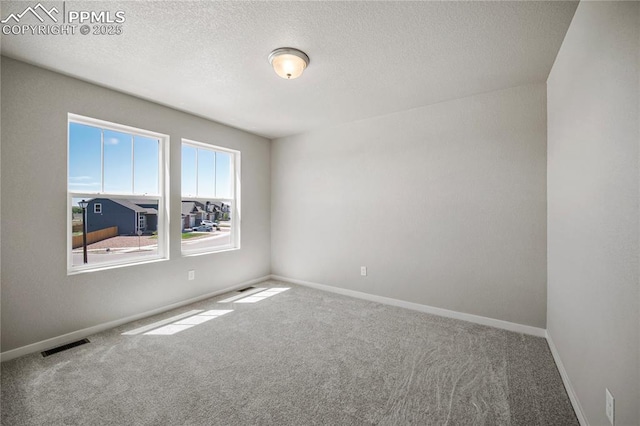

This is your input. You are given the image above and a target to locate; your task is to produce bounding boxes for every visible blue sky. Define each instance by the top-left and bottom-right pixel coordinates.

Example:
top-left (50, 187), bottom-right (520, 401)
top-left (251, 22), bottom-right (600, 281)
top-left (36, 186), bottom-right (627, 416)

top-left (69, 122), bottom-right (159, 197)
top-left (69, 122), bottom-right (233, 204)
top-left (69, 122), bottom-right (102, 193)
top-left (181, 145), bottom-right (232, 199)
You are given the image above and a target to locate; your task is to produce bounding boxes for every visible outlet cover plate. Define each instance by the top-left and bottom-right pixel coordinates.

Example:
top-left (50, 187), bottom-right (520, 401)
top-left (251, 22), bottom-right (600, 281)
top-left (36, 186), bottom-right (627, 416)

top-left (188, 270), bottom-right (195, 281)
top-left (360, 266), bottom-right (367, 276)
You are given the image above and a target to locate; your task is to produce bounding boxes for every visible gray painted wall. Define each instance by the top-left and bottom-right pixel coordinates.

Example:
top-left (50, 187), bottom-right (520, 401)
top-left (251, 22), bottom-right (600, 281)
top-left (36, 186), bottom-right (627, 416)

top-left (0, 58), bottom-right (271, 352)
top-left (547, 2), bottom-right (640, 425)
top-left (271, 83), bottom-right (548, 328)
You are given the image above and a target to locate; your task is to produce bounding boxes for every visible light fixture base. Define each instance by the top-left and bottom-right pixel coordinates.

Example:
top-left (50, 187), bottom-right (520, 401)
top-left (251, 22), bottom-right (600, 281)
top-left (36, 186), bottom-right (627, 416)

top-left (268, 47), bottom-right (310, 79)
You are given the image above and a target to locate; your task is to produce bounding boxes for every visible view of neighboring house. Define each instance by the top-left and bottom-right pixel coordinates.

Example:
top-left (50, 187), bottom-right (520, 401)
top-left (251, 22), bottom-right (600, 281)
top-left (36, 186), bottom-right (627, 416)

top-left (181, 200), bottom-right (231, 230)
top-left (86, 199), bottom-right (158, 235)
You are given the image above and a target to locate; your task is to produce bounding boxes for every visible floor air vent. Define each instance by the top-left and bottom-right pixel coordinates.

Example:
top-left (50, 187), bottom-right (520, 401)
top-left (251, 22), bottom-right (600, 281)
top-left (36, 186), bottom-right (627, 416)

top-left (237, 286), bottom-right (255, 292)
top-left (41, 339), bottom-right (90, 357)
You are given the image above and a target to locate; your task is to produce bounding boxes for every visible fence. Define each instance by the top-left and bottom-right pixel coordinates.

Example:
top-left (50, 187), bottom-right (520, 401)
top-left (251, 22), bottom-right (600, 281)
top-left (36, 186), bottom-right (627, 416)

top-left (72, 226), bottom-right (118, 249)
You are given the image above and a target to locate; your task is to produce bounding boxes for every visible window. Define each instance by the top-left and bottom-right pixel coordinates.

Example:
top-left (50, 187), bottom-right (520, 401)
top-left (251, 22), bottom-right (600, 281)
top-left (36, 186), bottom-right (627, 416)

top-left (181, 139), bottom-right (240, 255)
top-left (67, 114), bottom-right (169, 273)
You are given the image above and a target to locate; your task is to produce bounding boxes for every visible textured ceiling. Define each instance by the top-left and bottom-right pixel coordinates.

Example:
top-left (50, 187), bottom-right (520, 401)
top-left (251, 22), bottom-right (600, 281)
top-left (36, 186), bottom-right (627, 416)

top-left (1, 1), bottom-right (578, 138)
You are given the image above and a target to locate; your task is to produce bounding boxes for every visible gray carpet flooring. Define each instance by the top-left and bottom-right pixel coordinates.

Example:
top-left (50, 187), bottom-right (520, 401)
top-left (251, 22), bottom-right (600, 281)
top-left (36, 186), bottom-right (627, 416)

top-left (1, 281), bottom-right (578, 425)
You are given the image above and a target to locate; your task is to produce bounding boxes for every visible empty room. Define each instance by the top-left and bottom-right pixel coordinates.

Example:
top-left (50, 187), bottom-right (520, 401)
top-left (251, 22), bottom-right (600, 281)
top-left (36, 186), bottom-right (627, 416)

top-left (1, 1), bottom-right (638, 425)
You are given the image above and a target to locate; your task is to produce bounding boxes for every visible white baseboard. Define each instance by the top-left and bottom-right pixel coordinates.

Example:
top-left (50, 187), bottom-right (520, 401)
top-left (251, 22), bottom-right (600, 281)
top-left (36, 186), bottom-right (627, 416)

top-left (270, 275), bottom-right (546, 337)
top-left (546, 331), bottom-right (589, 426)
top-left (0, 275), bottom-right (271, 362)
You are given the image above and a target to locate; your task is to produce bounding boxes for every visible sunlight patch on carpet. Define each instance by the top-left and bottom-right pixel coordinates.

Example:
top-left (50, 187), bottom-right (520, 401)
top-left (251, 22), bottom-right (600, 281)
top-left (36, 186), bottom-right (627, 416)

top-left (144, 310), bottom-right (233, 335)
top-left (234, 288), bottom-right (290, 304)
top-left (121, 310), bottom-right (204, 335)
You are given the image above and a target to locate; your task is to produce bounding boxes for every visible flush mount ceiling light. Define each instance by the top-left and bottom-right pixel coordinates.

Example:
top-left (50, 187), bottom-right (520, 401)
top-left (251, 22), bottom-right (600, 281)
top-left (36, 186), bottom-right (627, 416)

top-left (268, 47), bottom-right (310, 80)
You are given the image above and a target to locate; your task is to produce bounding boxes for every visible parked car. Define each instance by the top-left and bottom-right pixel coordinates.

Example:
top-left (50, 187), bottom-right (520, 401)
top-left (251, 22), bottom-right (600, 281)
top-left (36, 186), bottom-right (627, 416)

top-left (194, 225), bottom-right (213, 232)
top-left (200, 220), bottom-right (220, 230)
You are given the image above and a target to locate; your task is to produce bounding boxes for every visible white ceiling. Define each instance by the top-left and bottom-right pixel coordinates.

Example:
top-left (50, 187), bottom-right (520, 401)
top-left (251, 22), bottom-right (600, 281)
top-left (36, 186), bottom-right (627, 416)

top-left (1, 1), bottom-right (578, 139)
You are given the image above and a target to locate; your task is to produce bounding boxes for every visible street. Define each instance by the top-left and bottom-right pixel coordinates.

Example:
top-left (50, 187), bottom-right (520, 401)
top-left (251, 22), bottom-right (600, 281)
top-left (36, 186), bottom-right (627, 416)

top-left (72, 231), bottom-right (232, 266)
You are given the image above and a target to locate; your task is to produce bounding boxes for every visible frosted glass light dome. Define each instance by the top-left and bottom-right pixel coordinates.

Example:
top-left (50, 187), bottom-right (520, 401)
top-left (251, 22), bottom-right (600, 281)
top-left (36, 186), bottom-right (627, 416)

top-left (268, 48), bottom-right (309, 80)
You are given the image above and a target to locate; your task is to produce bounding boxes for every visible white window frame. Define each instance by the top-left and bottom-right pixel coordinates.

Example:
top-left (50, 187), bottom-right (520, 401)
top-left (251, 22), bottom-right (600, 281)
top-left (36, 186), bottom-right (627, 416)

top-left (94, 203), bottom-right (102, 214)
top-left (67, 113), bottom-right (170, 274)
top-left (138, 214), bottom-right (146, 231)
top-left (181, 138), bottom-right (241, 256)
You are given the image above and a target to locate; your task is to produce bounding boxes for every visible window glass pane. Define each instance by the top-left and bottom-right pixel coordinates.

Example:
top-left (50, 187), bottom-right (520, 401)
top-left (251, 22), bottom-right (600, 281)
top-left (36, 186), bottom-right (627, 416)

top-left (180, 141), bottom-right (239, 256)
top-left (182, 145), bottom-right (197, 197)
top-left (197, 148), bottom-right (215, 198)
top-left (103, 130), bottom-right (133, 193)
top-left (133, 136), bottom-right (159, 195)
top-left (71, 198), bottom-right (159, 268)
top-left (68, 116), bottom-right (168, 273)
top-left (69, 123), bottom-right (102, 193)
top-left (180, 199), bottom-right (232, 252)
top-left (215, 151), bottom-right (232, 199)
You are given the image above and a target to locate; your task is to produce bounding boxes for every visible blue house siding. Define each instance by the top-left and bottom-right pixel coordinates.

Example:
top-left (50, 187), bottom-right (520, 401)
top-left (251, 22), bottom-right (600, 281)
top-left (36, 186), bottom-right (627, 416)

top-left (85, 199), bottom-right (158, 235)
top-left (87, 199), bottom-right (136, 235)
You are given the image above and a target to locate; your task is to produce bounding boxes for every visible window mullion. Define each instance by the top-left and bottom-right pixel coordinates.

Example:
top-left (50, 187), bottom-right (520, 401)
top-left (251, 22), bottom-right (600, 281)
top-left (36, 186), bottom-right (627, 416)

top-left (131, 135), bottom-right (135, 194)
top-left (213, 151), bottom-right (217, 198)
top-left (195, 148), bottom-right (199, 198)
top-left (100, 129), bottom-right (105, 193)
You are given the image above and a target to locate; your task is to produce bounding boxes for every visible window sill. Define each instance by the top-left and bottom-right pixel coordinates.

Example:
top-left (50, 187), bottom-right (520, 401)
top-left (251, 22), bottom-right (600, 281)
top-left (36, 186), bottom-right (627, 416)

top-left (181, 246), bottom-right (240, 258)
top-left (67, 256), bottom-right (169, 276)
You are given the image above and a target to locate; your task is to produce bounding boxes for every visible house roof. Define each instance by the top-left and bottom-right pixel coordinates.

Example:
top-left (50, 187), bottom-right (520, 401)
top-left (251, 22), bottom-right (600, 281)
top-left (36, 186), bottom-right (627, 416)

top-left (181, 201), bottom-right (205, 216)
top-left (111, 199), bottom-right (158, 215)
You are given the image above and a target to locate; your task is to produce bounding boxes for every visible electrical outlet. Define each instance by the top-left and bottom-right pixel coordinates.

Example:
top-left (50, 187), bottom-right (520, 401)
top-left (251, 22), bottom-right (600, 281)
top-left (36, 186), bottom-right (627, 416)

top-left (605, 388), bottom-right (615, 425)
top-left (360, 266), bottom-right (367, 276)
top-left (188, 270), bottom-right (195, 281)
